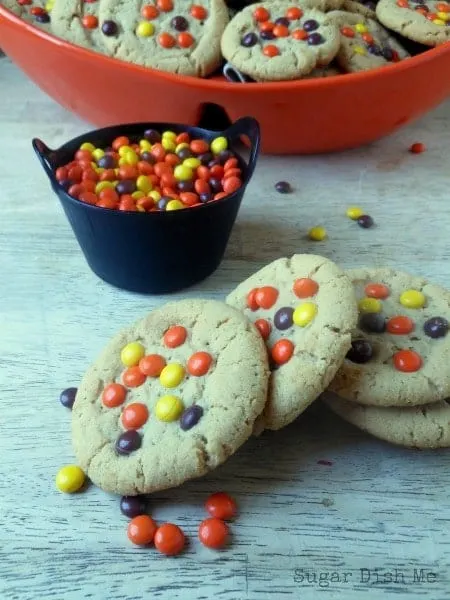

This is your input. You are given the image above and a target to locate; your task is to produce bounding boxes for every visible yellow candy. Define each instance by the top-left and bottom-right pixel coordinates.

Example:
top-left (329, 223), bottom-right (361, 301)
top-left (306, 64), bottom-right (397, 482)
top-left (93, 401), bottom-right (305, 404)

top-left (211, 136), bottom-right (228, 154)
top-left (183, 157), bottom-right (201, 169)
top-left (118, 157), bottom-right (128, 167)
top-left (354, 45), bottom-right (366, 55)
top-left (136, 175), bottom-right (153, 194)
top-left (95, 167), bottom-right (105, 175)
top-left (399, 289), bottom-right (426, 309)
top-left (161, 138), bottom-right (176, 152)
top-left (175, 142), bottom-right (190, 153)
top-left (149, 190), bottom-right (161, 201)
top-left (92, 148), bottom-right (105, 162)
top-left (95, 181), bottom-right (115, 194)
top-left (160, 363), bottom-right (185, 388)
top-left (136, 21), bottom-right (154, 36)
top-left (80, 142), bottom-right (96, 152)
top-left (433, 18), bottom-right (446, 25)
top-left (293, 302), bottom-right (318, 327)
top-left (118, 145), bottom-right (133, 157)
top-left (346, 206), bottom-right (364, 220)
top-left (55, 465), bottom-right (86, 493)
top-left (136, 205), bottom-right (146, 212)
top-left (308, 226), bottom-right (327, 241)
top-left (162, 131), bottom-right (177, 141)
top-left (438, 11), bottom-right (450, 20)
top-left (124, 150), bottom-right (139, 166)
top-left (45, 0), bottom-right (54, 10)
top-left (355, 23), bottom-right (368, 33)
top-left (139, 139), bottom-right (152, 152)
top-left (358, 297), bottom-right (382, 313)
top-left (132, 191), bottom-right (145, 200)
top-left (174, 164), bottom-right (194, 181)
top-left (166, 200), bottom-right (185, 211)
top-left (121, 341), bottom-right (145, 367)
top-left (155, 395), bottom-right (184, 422)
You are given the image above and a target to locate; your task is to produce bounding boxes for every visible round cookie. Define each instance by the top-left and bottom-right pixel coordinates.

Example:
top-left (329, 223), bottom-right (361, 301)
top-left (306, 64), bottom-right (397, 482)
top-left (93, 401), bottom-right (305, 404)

top-left (2, 0), bottom-right (52, 29)
top-left (376, 0), bottom-right (450, 47)
top-left (50, 0), bottom-right (111, 54)
top-left (98, 0), bottom-right (228, 77)
top-left (341, 0), bottom-right (378, 18)
top-left (226, 254), bottom-right (358, 431)
top-left (220, 2), bottom-right (341, 81)
top-left (72, 299), bottom-right (269, 495)
top-left (328, 10), bottom-right (410, 71)
top-left (329, 267), bottom-right (450, 407)
top-left (323, 393), bottom-right (450, 448)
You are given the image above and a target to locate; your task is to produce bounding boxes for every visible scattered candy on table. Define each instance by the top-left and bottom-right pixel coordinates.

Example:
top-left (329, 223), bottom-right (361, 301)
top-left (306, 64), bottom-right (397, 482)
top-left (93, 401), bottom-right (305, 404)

top-left (205, 492), bottom-right (237, 520)
top-left (154, 523), bottom-right (186, 556)
top-left (120, 495), bottom-right (148, 518)
top-left (59, 387), bottom-right (77, 409)
top-left (55, 465), bottom-right (86, 493)
top-left (308, 226), bottom-right (327, 241)
top-left (409, 142), bottom-right (426, 154)
top-left (357, 215), bottom-right (374, 229)
top-left (274, 181), bottom-right (292, 194)
top-left (127, 515), bottom-right (158, 546)
top-left (346, 206), bottom-right (364, 220)
top-left (54, 129), bottom-right (244, 212)
top-left (198, 517), bottom-right (230, 549)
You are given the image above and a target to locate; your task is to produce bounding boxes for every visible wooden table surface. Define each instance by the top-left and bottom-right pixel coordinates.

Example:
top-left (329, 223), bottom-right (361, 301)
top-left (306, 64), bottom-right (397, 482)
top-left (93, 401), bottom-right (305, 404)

top-left (1, 56), bottom-right (450, 600)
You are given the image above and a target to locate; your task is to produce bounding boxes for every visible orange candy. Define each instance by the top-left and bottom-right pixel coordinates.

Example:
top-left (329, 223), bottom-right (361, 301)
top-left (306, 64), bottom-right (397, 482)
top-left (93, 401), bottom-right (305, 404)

top-left (127, 515), bottom-right (158, 546)
top-left (141, 4), bottom-right (159, 18)
top-left (396, 0), bottom-right (408, 7)
top-left (97, 197), bottom-right (118, 209)
top-left (176, 132), bottom-right (190, 145)
top-left (255, 286), bottom-right (279, 309)
top-left (222, 176), bottom-right (242, 195)
top-left (263, 45), bottom-right (280, 58)
top-left (362, 33), bottom-right (374, 44)
top-left (198, 518), bottom-right (229, 549)
top-left (121, 403), bottom-right (149, 429)
top-left (154, 523), bottom-right (185, 556)
top-left (102, 383), bottom-right (127, 408)
top-left (253, 6), bottom-right (270, 21)
top-left (158, 32), bottom-right (176, 48)
top-left (410, 142), bottom-right (426, 154)
top-left (163, 325), bottom-right (187, 348)
top-left (139, 354), bottom-right (166, 377)
top-left (187, 351), bottom-right (213, 376)
top-left (340, 26), bottom-right (355, 37)
top-left (82, 15), bottom-right (98, 29)
top-left (112, 136), bottom-right (129, 151)
top-left (386, 316), bottom-right (414, 335)
top-left (205, 492), bottom-right (237, 520)
top-left (293, 278), bottom-right (319, 298)
top-left (271, 339), bottom-right (294, 365)
top-left (165, 153), bottom-right (180, 167)
top-left (259, 21), bottom-right (275, 32)
top-left (364, 283), bottom-right (390, 299)
top-left (246, 288), bottom-right (259, 311)
top-left (195, 179), bottom-right (211, 195)
top-left (273, 24), bottom-right (289, 37)
top-left (286, 6), bottom-right (303, 19)
top-left (393, 349), bottom-right (422, 372)
top-left (255, 318), bottom-right (271, 340)
top-left (178, 33), bottom-right (195, 48)
top-left (190, 4), bottom-right (207, 19)
top-left (157, 0), bottom-right (173, 11)
top-left (180, 192), bottom-right (199, 206)
top-left (190, 139), bottom-right (209, 154)
top-left (436, 2), bottom-right (450, 10)
top-left (119, 165), bottom-right (138, 180)
top-left (78, 191), bottom-right (97, 205)
top-left (292, 29), bottom-right (308, 40)
top-left (122, 366), bottom-right (147, 388)
top-left (224, 157), bottom-right (238, 171)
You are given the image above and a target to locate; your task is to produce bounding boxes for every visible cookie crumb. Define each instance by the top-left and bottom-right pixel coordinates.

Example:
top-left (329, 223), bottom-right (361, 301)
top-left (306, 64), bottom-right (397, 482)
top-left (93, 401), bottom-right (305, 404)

top-left (317, 459), bottom-right (333, 466)
top-left (409, 142), bottom-right (426, 154)
top-left (322, 497), bottom-right (334, 507)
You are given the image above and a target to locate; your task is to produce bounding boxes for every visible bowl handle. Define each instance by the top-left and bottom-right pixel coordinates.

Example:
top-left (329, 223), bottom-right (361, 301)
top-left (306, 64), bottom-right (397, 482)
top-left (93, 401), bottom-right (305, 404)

top-left (32, 138), bottom-right (56, 182)
top-left (223, 117), bottom-right (260, 181)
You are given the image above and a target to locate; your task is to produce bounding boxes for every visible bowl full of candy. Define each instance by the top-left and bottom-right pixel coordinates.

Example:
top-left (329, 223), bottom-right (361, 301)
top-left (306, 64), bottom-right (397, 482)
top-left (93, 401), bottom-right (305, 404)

top-left (2, 0), bottom-right (450, 154)
top-left (32, 117), bottom-right (260, 293)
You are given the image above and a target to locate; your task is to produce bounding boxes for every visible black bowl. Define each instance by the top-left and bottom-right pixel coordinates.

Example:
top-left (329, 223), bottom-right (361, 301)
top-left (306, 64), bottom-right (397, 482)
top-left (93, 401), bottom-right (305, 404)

top-left (32, 117), bottom-right (260, 294)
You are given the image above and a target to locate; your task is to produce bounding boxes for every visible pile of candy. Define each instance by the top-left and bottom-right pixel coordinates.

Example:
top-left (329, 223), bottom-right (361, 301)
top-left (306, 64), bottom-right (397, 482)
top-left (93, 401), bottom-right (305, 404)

top-left (54, 128), bottom-right (244, 212)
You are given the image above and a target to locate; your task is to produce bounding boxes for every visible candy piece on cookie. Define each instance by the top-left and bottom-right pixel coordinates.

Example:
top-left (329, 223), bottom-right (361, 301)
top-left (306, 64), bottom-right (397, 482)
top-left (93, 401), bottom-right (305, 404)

top-left (324, 392), bottom-right (450, 449)
top-left (226, 254), bottom-right (358, 431)
top-left (376, 0), bottom-right (450, 47)
top-left (98, 0), bottom-right (229, 77)
top-left (2, 0), bottom-right (52, 29)
top-left (220, 2), bottom-right (341, 81)
top-left (72, 299), bottom-right (269, 495)
top-left (328, 267), bottom-right (450, 407)
top-left (341, 0), bottom-right (379, 19)
top-left (328, 10), bottom-right (410, 71)
top-left (50, 0), bottom-right (111, 53)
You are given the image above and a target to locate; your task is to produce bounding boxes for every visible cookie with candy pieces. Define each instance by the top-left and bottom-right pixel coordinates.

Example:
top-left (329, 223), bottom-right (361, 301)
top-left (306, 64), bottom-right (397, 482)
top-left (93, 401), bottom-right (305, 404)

top-left (226, 254), bottom-right (358, 432)
top-left (328, 267), bottom-right (450, 407)
top-left (323, 392), bottom-right (450, 448)
top-left (220, 1), bottom-right (341, 81)
top-left (2, 0), bottom-right (52, 29)
top-left (341, 0), bottom-right (379, 18)
top-left (98, 0), bottom-right (229, 77)
top-left (71, 299), bottom-right (269, 495)
top-left (376, 0), bottom-right (450, 46)
top-left (50, 0), bottom-right (111, 54)
top-left (328, 10), bottom-right (410, 71)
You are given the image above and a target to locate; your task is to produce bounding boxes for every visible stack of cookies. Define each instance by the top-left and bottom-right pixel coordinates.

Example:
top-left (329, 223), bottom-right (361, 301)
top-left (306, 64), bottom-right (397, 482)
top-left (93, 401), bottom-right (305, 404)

top-left (2, 0), bottom-right (449, 79)
top-left (71, 256), bottom-right (450, 498)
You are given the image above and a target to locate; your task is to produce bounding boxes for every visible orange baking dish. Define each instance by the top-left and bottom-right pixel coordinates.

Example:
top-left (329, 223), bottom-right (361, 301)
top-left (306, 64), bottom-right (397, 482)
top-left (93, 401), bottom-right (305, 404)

top-left (1, 6), bottom-right (450, 154)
